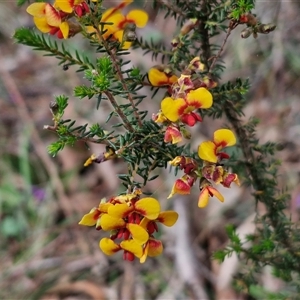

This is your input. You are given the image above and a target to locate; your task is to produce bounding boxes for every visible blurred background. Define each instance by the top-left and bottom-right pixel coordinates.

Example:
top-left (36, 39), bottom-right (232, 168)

top-left (1, 1), bottom-right (300, 299)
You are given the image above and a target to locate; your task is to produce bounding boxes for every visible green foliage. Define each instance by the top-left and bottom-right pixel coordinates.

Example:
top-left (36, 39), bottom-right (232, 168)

top-left (230, 0), bottom-right (255, 19)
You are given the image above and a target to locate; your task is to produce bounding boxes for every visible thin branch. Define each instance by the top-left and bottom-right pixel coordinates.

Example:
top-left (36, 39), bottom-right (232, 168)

top-left (104, 91), bottom-right (135, 132)
top-left (208, 25), bottom-right (233, 73)
top-left (44, 125), bottom-right (111, 146)
top-left (91, 16), bottom-right (143, 128)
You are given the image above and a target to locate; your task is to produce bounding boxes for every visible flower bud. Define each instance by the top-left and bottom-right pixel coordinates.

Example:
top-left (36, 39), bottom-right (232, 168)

top-left (241, 27), bottom-right (253, 39)
top-left (180, 18), bottom-right (198, 35)
top-left (49, 101), bottom-right (59, 116)
top-left (257, 23), bottom-right (276, 34)
top-left (123, 23), bottom-right (137, 42)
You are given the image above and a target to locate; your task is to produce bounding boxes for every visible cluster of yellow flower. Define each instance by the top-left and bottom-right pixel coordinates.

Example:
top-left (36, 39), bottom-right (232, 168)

top-left (26, 0), bottom-right (147, 45)
top-left (79, 189), bottom-right (178, 263)
top-left (168, 129), bottom-right (240, 208)
top-left (150, 57), bottom-right (216, 143)
top-left (148, 58), bottom-right (240, 208)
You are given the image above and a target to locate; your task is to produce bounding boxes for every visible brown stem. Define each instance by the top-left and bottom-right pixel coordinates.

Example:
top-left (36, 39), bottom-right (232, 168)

top-left (92, 16), bottom-right (142, 128)
top-left (104, 91), bottom-right (135, 132)
top-left (208, 25), bottom-right (233, 73)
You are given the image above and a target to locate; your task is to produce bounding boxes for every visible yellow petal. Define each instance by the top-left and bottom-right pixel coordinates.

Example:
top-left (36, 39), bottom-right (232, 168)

top-left (198, 188), bottom-right (210, 208)
top-left (59, 21), bottom-right (69, 39)
top-left (134, 198), bottom-right (160, 220)
top-left (198, 141), bottom-right (217, 163)
top-left (120, 239), bottom-right (143, 258)
top-left (186, 87), bottom-right (213, 109)
top-left (147, 238), bottom-right (163, 257)
top-left (114, 30), bottom-right (132, 49)
top-left (103, 12), bottom-right (125, 29)
top-left (126, 223), bottom-right (149, 245)
top-left (54, 0), bottom-right (73, 13)
top-left (99, 238), bottom-right (120, 255)
top-left (33, 17), bottom-right (52, 33)
top-left (161, 97), bottom-right (186, 122)
top-left (148, 68), bottom-right (169, 86)
top-left (139, 217), bottom-right (150, 229)
top-left (100, 214), bottom-right (125, 230)
top-left (45, 4), bottom-right (61, 27)
top-left (101, 0), bottom-right (132, 21)
top-left (78, 208), bottom-right (99, 226)
top-left (26, 3), bottom-right (46, 17)
top-left (98, 202), bottom-right (112, 213)
top-left (214, 129), bottom-right (236, 147)
top-left (157, 211), bottom-right (178, 227)
top-left (208, 186), bottom-right (224, 202)
top-left (126, 10), bottom-right (148, 28)
top-left (140, 242), bottom-right (149, 263)
top-left (108, 203), bottom-right (133, 218)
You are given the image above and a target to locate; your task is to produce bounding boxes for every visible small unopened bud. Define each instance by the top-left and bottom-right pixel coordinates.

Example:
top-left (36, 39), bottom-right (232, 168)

top-left (257, 23), bottom-right (276, 34)
top-left (122, 23), bottom-right (137, 42)
top-left (180, 18), bottom-right (198, 35)
top-left (241, 27), bottom-right (253, 39)
top-left (68, 21), bottom-right (82, 37)
top-left (188, 57), bottom-right (206, 72)
top-left (124, 31), bottom-right (137, 42)
top-left (49, 101), bottom-right (59, 116)
top-left (171, 37), bottom-right (180, 50)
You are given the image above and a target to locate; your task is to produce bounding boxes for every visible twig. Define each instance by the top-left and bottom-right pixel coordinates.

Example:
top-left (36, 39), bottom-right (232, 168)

top-left (208, 25), bottom-right (233, 73)
top-left (44, 124), bottom-right (111, 146)
top-left (104, 91), bottom-right (135, 131)
top-left (92, 15), bottom-right (143, 128)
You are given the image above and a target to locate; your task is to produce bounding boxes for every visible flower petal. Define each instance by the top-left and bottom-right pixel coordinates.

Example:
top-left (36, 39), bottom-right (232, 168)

top-left (26, 3), bottom-right (46, 17)
top-left (214, 129), bottom-right (236, 148)
top-left (167, 178), bottom-right (191, 199)
top-left (198, 188), bottom-right (210, 208)
top-left (100, 214), bottom-right (125, 230)
top-left (54, 0), bottom-right (73, 13)
top-left (161, 97), bottom-right (186, 122)
top-left (126, 223), bottom-right (149, 245)
top-left (164, 126), bottom-right (182, 144)
top-left (148, 68), bottom-right (169, 86)
top-left (186, 87), bottom-right (213, 109)
top-left (134, 198), bottom-right (160, 220)
top-left (45, 4), bottom-right (61, 27)
top-left (33, 17), bottom-right (52, 33)
top-left (78, 207), bottom-right (100, 226)
top-left (126, 10), bottom-right (148, 28)
top-left (198, 141), bottom-right (217, 163)
top-left (157, 211), bottom-right (178, 227)
top-left (120, 239), bottom-right (143, 258)
top-left (99, 202), bottom-right (112, 213)
top-left (139, 217), bottom-right (150, 229)
top-left (140, 242), bottom-right (149, 263)
top-left (208, 186), bottom-right (224, 202)
top-left (99, 238), bottom-right (120, 255)
top-left (147, 238), bottom-right (163, 257)
top-left (108, 203), bottom-right (133, 218)
top-left (59, 21), bottom-right (70, 39)
top-left (101, 0), bottom-right (133, 21)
